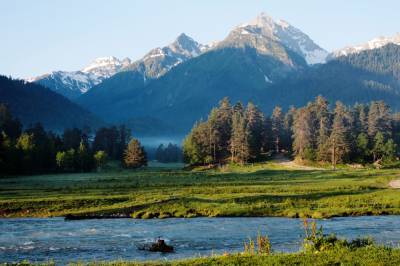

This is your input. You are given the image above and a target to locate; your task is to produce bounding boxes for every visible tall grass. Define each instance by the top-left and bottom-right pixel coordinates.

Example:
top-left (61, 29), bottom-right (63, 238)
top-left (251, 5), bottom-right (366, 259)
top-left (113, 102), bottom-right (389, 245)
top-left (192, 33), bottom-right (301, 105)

top-left (244, 231), bottom-right (271, 255)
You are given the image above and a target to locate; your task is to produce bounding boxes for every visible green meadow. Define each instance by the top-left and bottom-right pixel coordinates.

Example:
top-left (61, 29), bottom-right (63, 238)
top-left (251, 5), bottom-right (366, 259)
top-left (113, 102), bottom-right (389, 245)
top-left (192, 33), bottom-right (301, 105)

top-left (1, 161), bottom-right (399, 219)
top-left (9, 247), bottom-right (400, 266)
top-left (88, 247), bottom-right (400, 266)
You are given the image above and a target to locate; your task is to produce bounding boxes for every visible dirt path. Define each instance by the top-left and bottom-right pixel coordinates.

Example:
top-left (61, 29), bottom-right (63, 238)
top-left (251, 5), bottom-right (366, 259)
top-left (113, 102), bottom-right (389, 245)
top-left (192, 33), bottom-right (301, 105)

top-left (389, 179), bottom-right (400, 188)
top-left (272, 157), bottom-right (325, 171)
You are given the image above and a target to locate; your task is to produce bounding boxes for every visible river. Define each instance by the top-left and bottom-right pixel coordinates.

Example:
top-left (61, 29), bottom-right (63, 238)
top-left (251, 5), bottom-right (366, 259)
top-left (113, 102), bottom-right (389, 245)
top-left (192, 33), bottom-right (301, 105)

top-left (1, 216), bottom-right (399, 263)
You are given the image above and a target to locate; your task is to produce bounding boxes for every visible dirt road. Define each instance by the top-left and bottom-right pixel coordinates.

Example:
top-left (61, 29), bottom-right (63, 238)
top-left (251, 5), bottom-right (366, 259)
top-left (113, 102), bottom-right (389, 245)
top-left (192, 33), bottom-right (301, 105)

top-left (389, 179), bottom-right (400, 188)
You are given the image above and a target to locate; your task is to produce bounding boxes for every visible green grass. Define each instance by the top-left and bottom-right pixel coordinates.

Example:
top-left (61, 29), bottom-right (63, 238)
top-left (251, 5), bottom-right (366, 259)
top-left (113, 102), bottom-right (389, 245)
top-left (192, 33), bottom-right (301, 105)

top-left (1, 162), bottom-right (400, 218)
top-left (8, 247), bottom-right (400, 266)
top-left (94, 247), bottom-right (400, 266)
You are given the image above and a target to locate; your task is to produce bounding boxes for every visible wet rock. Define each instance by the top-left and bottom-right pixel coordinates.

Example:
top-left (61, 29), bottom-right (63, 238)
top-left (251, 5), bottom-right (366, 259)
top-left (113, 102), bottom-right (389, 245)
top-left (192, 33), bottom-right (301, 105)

top-left (138, 239), bottom-right (174, 253)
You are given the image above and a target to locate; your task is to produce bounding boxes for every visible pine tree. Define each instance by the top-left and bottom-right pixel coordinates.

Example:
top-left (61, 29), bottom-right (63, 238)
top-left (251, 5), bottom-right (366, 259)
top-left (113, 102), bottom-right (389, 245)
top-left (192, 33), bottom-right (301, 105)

top-left (392, 112), bottom-right (400, 155)
top-left (271, 106), bottom-right (284, 153)
top-left (355, 133), bottom-right (370, 163)
top-left (292, 107), bottom-right (314, 160)
top-left (207, 108), bottom-right (220, 163)
top-left (354, 103), bottom-right (368, 135)
top-left (0, 103), bottom-right (22, 140)
top-left (245, 102), bottom-right (264, 161)
top-left (233, 101), bottom-right (245, 115)
top-left (118, 125), bottom-right (131, 159)
top-left (124, 138), bottom-right (147, 168)
top-left (368, 101), bottom-right (392, 139)
top-left (183, 121), bottom-right (211, 165)
top-left (207, 98), bottom-right (232, 162)
top-left (65, 149), bottom-right (76, 171)
top-left (383, 139), bottom-right (397, 162)
top-left (329, 102), bottom-right (351, 169)
top-left (230, 108), bottom-right (249, 164)
top-left (283, 106), bottom-right (296, 153)
top-left (315, 96), bottom-right (331, 161)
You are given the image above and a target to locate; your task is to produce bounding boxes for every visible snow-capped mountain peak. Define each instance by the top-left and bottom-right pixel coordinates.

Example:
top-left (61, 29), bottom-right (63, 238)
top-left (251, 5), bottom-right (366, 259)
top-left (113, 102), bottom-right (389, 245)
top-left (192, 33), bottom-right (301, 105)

top-left (248, 12), bottom-right (275, 29)
top-left (169, 33), bottom-right (205, 57)
top-left (29, 56), bottom-right (131, 99)
top-left (331, 33), bottom-right (400, 58)
top-left (126, 33), bottom-right (209, 79)
top-left (81, 56), bottom-right (131, 77)
top-left (231, 12), bottom-right (328, 64)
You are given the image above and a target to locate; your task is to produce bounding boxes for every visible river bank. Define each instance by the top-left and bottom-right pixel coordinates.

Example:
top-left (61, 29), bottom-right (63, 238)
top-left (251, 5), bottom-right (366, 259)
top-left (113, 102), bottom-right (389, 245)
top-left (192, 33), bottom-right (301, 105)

top-left (90, 247), bottom-right (400, 266)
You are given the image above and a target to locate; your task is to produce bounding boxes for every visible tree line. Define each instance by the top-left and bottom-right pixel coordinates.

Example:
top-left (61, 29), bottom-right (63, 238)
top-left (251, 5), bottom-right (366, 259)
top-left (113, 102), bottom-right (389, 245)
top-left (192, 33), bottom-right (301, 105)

top-left (155, 143), bottom-right (182, 163)
top-left (0, 104), bottom-right (147, 175)
top-left (183, 97), bottom-right (400, 167)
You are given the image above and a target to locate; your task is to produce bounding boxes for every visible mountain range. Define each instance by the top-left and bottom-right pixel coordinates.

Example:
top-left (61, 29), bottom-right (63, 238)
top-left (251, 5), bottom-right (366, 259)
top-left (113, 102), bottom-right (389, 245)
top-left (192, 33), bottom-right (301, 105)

top-left (3, 13), bottom-right (400, 135)
top-left (29, 56), bottom-right (132, 99)
top-left (330, 33), bottom-right (400, 58)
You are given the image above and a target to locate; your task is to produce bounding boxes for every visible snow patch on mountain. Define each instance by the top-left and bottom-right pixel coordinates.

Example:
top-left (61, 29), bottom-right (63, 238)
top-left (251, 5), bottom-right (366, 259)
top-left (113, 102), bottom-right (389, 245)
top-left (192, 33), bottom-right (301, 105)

top-left (28, 56), bottom-right (132, 98)
top-left (264, 75), bottom-right (272, 83)
top-left (82, 56), bottom-right (131, 77)
top-left (126, 33), bottom-right (210, 79)
top-left (26, 56), bottom-right (131, 99)
top-left (331, 33), bottom-right (400, 58)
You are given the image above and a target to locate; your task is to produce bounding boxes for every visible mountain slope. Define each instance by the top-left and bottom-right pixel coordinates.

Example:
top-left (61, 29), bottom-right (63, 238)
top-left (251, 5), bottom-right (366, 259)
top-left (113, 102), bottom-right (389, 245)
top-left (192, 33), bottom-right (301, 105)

top-left (87, 41), bottom-right (306, 128)
top-left (88, 42), bottom-right (400, 135)
top-left (30, 57), bottom-right (131, 99)
top-left (263, 43), bottom-right (400, 111)
top-left (77, 33), bottom-right (209, 115)
top-left (335, 43), bottom-right (400, 80)
top-left (123, 33), bottom-right (209, 78)
top-left (0, 76), bottom-right (103, 131)
top-left (136, 46), bottom-right (305, 126)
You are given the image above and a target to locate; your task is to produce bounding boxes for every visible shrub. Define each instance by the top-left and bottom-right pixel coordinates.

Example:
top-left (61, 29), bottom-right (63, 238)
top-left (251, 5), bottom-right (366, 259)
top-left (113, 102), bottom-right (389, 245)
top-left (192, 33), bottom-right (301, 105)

top-left (244, 231), bottom-right (271, 255)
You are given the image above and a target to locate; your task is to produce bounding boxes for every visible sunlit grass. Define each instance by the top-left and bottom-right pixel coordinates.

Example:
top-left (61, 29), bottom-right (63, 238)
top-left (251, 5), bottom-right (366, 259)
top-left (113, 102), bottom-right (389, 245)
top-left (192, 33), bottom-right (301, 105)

top-left (1, 162), bottom-right (399, 218)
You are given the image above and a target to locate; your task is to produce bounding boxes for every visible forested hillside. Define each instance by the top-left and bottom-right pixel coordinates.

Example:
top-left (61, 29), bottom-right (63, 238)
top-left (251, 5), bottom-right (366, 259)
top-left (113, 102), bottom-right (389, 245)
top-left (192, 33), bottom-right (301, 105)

top-left (0, 76), bottom-right (103, 131)
top-left (335, 43), bottom-right (400, 80)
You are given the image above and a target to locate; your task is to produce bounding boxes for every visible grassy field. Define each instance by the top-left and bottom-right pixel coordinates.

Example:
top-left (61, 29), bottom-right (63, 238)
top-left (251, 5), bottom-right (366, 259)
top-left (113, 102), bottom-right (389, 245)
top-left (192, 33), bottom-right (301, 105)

top-left (92, 247), bottom-right (400, 266)
top-left (1, 161), bottom-right (400, 218)
top-left (9, 247), bottom-right (400, 266)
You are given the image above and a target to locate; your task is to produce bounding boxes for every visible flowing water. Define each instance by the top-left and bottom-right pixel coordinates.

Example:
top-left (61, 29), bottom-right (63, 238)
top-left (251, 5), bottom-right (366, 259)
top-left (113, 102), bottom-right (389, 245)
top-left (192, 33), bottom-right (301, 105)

top-left (1, 216), bottom-right (400, 263)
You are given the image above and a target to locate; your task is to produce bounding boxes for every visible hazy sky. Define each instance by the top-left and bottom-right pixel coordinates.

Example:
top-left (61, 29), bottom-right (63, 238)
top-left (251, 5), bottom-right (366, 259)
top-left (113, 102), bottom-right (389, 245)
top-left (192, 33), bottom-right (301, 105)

top-left (1, 0), bottom-right (399, 78)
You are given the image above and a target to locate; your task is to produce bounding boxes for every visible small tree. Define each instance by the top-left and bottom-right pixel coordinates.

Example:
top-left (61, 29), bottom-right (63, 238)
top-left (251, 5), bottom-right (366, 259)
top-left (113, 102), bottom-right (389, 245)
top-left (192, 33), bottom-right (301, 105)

top-left (124, 138), bottom-right (147, 168)
top-left (15, 133), bottom-right (35, 172)
top-left (65, 148), bottom-right (76, 171)
top-left (355, 133), bottom-right (370, 163)
top-left (56, 151), bottom-right (67, 170)
top-left (372, 132), bottom-right (385, 162)
top-left (94, 150), bottom-right (108, 170)
top-left (383, 139), bottom-right (397, 163)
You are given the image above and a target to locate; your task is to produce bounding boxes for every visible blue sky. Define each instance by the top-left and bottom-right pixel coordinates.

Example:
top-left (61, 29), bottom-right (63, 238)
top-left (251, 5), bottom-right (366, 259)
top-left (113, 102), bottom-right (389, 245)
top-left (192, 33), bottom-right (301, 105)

top-left (1, 0), bottom-right (399, 78)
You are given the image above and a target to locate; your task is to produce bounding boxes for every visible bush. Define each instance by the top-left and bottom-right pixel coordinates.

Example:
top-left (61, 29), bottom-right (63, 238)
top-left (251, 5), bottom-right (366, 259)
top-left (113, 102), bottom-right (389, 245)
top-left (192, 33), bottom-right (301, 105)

top-left (302, 219), bottom-right (375, 253)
